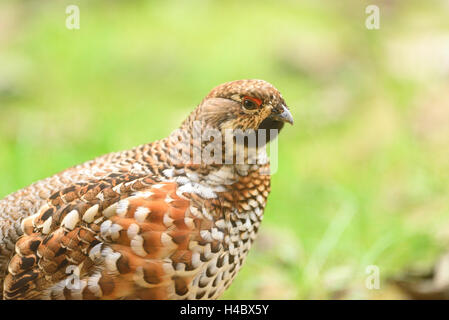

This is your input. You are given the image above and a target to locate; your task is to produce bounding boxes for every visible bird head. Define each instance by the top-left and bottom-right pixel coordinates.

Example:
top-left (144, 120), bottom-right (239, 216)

top-left (173, 80), bottom-right (293, 167)
top-left (195, 79), bottom-right (293, 137)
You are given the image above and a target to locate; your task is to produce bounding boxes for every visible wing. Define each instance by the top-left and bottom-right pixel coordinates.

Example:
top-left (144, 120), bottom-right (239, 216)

top-left (3, 172), bottom-right (219, 299)
top-left (0, 144), bottom-right (169, 298)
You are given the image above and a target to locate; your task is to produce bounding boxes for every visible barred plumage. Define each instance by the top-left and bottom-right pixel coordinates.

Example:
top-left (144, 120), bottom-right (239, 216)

top-left (0, 79), bottom-right (292, 299)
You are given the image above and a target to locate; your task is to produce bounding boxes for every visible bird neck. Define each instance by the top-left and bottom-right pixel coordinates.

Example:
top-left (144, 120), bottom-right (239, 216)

top-left (165, 123), bottom-right (270, 170)
top-left (146, 126), bottom-right (270, 199)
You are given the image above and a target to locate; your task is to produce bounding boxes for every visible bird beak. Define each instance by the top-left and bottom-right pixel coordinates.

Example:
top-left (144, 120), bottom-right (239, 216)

top-left (271, 105), bottom-right (294, 125)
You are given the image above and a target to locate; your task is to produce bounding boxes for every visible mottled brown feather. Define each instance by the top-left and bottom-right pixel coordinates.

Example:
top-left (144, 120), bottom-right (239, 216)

top-left (0, 79), bottom-right (290, 299)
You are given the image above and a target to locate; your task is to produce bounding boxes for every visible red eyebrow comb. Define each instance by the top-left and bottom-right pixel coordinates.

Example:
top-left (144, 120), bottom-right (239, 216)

top-left (243, 96), bottom-right (263, 106)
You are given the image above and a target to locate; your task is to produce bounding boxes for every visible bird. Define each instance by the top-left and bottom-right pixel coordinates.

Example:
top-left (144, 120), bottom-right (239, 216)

top-left (0, 79), bottom-right (293, 300)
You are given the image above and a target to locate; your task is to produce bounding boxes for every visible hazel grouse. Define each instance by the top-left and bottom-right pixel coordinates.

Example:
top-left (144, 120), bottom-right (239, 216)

top-left (0, 79), bottom-right (293, 299)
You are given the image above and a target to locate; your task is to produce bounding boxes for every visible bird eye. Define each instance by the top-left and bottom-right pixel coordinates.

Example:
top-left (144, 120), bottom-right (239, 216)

top-left (242, 96), bottom-right (262, 111)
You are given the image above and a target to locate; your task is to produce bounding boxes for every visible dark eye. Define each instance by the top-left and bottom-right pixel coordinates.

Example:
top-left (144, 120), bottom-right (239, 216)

top-left (243, 99), bottom-right (257, 110)
top-left (242, 96), bottom-right (262, 110)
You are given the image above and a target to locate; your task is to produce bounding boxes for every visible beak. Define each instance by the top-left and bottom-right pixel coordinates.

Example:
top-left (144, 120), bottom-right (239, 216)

top-left (271, 105), bottom-right (294, 125)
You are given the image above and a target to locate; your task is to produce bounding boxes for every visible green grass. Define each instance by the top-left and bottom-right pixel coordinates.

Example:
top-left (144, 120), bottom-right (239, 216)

top-left (1, 0), bottom-right (449, 299)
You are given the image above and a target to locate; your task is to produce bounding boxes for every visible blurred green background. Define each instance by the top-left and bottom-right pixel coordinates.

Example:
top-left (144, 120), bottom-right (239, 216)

top-left (1, 0), bottom-right (449, 299)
